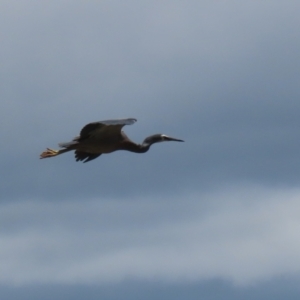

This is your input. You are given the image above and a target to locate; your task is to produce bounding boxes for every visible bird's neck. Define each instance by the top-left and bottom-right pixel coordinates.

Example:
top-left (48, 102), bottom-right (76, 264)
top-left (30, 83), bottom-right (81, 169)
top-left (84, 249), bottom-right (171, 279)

top-left (121, 141), bottom-right (150, 153)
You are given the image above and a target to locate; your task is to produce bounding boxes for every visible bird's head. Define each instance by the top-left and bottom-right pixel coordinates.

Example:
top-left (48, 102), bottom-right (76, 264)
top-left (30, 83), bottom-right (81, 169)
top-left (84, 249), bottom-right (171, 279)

top-left (143, 134), bottom-right (184, 146)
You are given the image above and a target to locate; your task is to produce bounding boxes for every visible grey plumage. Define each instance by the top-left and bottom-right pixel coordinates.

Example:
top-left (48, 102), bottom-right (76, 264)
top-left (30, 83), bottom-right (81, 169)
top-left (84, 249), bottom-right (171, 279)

top-left (40, 118), bottom-right (183, 163)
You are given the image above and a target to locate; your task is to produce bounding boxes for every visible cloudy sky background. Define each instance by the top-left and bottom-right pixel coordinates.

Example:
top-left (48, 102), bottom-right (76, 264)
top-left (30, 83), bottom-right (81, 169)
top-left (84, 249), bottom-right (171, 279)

top-left (1, 0), bottom-right (300, 299)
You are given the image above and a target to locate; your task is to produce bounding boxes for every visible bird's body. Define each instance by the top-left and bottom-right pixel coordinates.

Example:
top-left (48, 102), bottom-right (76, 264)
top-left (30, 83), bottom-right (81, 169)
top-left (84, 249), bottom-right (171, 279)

top-left (40, 118), bottom-right (183, 163)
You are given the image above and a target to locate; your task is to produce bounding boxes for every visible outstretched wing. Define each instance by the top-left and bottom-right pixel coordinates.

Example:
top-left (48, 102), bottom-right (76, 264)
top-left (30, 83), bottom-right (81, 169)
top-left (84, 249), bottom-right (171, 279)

top-left (79, 118), bottom-right (137, 140)
top-left (75, 151), bottom-right (102, 163)
top-left (58, 118), bottom-right (137, 148)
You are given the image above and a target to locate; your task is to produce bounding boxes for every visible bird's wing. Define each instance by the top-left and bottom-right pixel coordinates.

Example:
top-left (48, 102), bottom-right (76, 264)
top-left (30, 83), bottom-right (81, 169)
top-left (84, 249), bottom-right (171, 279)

top-left (79, 118), bottom-right (137, 140)
top-left (75, 150), bottom-right (102, 163)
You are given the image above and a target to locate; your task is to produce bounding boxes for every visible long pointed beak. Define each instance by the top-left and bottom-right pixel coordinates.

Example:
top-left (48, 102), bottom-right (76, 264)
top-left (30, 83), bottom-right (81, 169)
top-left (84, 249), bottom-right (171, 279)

top-left (165, 136), bottom-right (184, 142)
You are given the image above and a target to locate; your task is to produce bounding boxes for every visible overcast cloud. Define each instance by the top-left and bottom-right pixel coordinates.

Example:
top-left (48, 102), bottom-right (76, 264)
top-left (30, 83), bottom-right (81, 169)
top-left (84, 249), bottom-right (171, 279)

top-left (1, 0), bottom-right (300, 299)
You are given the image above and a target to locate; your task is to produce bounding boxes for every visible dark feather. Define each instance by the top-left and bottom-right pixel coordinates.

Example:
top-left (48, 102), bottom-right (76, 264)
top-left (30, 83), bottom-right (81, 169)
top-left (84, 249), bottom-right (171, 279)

top-left (79, 123), bottom-right (104, 139)
top-left (75, 150), bottom-right (102, 163)
top-left (79, 119), bottom-right (137, 141)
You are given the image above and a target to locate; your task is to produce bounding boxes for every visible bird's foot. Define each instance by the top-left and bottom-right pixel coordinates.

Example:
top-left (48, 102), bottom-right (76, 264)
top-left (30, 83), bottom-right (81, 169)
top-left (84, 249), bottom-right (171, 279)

top-left (40, 148), bottom-right (59, 159)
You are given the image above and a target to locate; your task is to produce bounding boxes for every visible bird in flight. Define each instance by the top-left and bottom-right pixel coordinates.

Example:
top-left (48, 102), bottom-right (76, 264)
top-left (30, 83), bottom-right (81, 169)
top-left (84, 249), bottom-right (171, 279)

top-left (40, 118), bottom-right (184, 163)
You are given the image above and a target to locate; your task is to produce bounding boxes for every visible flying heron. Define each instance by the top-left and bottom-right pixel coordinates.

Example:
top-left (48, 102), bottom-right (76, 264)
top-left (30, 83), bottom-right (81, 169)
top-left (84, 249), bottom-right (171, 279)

top-left (40, 118), bottom-right (184, 163)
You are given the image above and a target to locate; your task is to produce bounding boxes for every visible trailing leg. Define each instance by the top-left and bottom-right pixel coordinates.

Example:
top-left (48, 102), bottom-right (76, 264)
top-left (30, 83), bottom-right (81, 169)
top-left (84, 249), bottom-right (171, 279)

top-left (40, 148), bottom-right (72, 159)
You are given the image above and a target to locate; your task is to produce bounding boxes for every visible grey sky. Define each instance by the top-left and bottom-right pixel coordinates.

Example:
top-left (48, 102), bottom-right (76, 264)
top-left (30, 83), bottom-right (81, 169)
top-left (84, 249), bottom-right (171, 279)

top-left (1, 0), bottom-right (300, 299)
